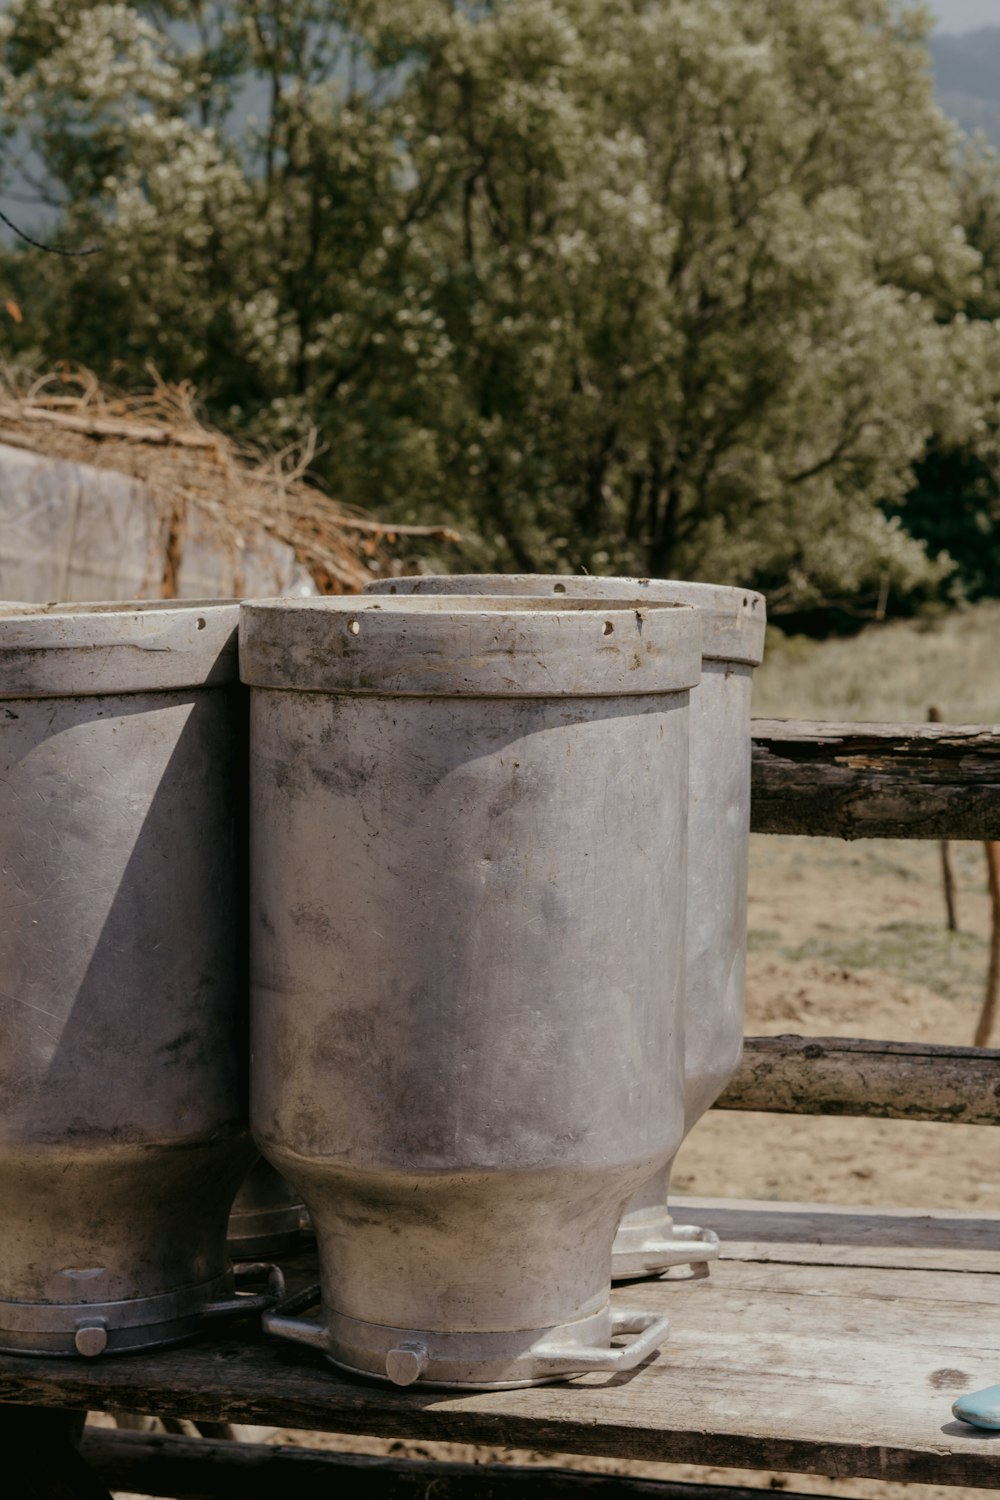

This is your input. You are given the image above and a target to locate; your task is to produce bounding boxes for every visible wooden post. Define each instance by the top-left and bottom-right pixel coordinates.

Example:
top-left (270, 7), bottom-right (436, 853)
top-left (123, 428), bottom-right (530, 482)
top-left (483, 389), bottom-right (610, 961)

top-left (927, 707), bottom-right (958, 931)
top-left (975, 841), bottom-right (1000, 1047)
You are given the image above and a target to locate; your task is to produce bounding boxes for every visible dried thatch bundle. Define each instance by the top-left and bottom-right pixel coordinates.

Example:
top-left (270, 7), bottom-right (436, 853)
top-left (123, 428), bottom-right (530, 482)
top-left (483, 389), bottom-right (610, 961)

top-left (0, 366), bottom-right (461, 594)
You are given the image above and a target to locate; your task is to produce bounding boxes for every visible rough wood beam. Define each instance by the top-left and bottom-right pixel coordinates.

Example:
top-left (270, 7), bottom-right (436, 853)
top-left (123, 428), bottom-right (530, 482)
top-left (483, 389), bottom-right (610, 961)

top-left (718, 1035), bottom-right (1000, 1124)
top-left (750, 720), bottom-right (1000, 839)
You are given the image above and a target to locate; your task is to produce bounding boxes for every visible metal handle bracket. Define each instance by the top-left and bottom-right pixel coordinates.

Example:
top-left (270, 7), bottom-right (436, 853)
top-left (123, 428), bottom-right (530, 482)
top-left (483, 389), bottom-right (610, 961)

top-left (262, 1281), bottom-right (328, 1350)
top-left (201, 1261), bottom-right (286, 1322)
top-left (532, 1307), bottom-right (669, 1374)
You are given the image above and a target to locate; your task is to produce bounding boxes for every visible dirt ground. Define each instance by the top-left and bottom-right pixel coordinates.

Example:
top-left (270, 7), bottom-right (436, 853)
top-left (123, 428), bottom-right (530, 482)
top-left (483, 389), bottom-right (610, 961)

top-left (253, 834), bottom-right (1000, 1500)
top-left (673, 832), bottom-right (999, 1214)
top-left (109, 832), bottom-right (998, 1498)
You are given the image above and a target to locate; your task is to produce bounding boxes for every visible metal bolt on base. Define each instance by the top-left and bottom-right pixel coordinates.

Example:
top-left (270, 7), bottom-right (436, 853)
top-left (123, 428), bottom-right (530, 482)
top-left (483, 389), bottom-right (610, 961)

top-left (74, 1323), bottom-right (108, 1358)
top-left (385, 1344), bottom-right (428, 1386)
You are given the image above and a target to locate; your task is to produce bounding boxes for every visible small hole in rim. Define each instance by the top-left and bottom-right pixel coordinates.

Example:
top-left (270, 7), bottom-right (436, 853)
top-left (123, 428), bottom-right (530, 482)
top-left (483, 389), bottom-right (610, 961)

top-left (196, 617), bottom-right (206, 630)
top-left (553, 582), bottom-right (567, 593)
top-left (347, 618), bottom-right (361, 635)
top-left (603, 620), bottom-right (614, 636)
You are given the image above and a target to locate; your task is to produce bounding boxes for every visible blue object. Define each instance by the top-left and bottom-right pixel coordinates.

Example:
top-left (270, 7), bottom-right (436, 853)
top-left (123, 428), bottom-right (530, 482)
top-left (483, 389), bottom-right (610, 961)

top-left (953, 1385), bottom-right (1000, 1430)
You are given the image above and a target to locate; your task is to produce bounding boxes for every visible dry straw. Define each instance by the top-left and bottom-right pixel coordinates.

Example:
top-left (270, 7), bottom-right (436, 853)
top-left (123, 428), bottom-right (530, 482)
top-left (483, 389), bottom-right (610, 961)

top-left (0, 364), bottom-right (461, 594)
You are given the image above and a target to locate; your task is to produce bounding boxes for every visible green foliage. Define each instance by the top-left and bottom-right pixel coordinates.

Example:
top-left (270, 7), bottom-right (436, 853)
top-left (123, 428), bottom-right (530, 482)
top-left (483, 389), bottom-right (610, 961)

top-left (0, 1), bottom-right (996, 608)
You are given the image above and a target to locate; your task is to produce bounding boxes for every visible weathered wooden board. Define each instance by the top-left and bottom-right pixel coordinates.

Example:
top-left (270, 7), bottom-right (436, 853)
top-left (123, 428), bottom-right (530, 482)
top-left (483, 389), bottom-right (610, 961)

top-left (717, 1036), bottom-right (1000, 1124)
top-left (680, 1198), bottom-right (1000, 1275)
top-left (750, 720), bottom-right (1000, 839)
top-left (79, 1427), bottom-right (847, 1500)
top-left (2, 1239), bottom-right (999, 1488)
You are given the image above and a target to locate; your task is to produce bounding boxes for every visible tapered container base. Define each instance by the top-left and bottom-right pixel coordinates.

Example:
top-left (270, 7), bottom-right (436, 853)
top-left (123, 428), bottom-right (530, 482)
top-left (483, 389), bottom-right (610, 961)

top-left (227, 1158), bottom-right (312, 1259)
top-left (612, 1207), bottom-right (720, 1282)
top-left (226, 1203), bottom-right (311, 1260)
top-left (265, 1296), bottom-right (669, 1390)
top-left (0, 1262), bottom-right (284, 1357)
top-left (0, 1273), bottom-right (233, 1357)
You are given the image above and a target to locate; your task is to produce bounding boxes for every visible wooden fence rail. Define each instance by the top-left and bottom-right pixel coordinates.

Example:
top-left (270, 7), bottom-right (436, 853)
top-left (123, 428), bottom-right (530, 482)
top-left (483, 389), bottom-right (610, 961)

top-left (744, 723), bottom-right (1000, 1113)
top-left (750, 720), bottom-right (1000, 839)
top-left (717, 1036), bottom-right (1000, 1124)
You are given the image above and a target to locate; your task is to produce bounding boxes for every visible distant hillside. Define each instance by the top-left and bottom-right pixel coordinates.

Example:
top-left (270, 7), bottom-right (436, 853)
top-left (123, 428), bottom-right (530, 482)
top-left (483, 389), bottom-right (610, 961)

top-left (931, 28), bottom-right (1000, 150)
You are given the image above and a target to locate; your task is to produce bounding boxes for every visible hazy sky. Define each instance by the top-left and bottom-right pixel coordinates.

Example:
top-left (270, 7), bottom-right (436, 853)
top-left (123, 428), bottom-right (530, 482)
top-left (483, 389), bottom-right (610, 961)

top-left (930, 1), bottom-right (1000, 31)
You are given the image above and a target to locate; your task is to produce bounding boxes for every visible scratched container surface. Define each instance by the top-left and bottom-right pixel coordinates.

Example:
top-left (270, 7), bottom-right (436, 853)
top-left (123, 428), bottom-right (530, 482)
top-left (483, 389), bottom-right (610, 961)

top-left (0, 600), bottom-right (260, 1357)
top-left (367, 576), bottom-right (765, 1278)
top-left (243, 595), bottom-right (699, 1387)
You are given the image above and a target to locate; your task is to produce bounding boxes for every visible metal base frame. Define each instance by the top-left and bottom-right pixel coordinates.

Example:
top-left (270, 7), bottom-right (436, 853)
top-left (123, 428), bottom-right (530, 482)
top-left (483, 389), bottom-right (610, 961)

top-left (0, 1262), bottom-right (285, 1357)
top-left (264, 1286), bottom-right (669, 1390)
top-left (612, 1212), bottom-right (721, 1282)
top-left (227, 1203), bottom-right (312, 1260)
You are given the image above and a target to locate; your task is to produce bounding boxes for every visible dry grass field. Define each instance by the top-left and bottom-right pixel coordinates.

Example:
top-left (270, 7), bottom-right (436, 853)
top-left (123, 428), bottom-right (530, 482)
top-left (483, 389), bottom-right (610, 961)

top-left (752, 600), bottom-right (1000, 724)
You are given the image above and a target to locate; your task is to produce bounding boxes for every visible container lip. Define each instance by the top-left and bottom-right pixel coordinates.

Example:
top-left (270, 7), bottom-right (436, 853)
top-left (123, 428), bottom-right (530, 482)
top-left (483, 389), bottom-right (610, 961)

top-left (364, 575), bottom-right (766, 667)
top-left (240, 596), bottom-right (702, 698)
top-left (0, 597), bottom-right (240, 613)
top-left (0, 599), bottom-right (240, 697)
top-left (253, 593), bottom-right (691, 613)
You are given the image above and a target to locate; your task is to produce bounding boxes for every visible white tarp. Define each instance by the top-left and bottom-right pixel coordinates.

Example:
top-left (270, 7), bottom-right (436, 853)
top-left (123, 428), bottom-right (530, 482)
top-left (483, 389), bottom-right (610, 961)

top-left (0, 442), bottom-right (315, 602)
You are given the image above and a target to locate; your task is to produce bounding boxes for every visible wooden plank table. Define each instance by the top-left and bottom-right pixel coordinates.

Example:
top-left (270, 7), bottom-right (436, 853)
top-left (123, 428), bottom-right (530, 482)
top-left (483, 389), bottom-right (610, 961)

top-left (2, 1197), bottom-right (999, 1495)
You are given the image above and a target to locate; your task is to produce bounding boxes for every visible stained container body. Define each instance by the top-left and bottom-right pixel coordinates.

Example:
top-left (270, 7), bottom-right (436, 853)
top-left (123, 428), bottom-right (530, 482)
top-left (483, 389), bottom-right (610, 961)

top-left (0, 602), bottom-right (256, 1355)
top-left (366, 577), bottom-right (764, 1278)
top-left (245, 597), bottom-right (699, 1385)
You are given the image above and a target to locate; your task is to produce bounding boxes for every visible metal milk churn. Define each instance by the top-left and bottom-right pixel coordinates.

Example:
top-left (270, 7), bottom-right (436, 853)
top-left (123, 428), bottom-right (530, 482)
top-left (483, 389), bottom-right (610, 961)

top-left (227, 1158), bottom-right (309, 1259)
top-left (367, 576), bottom-right (765, 1279)
top-left (0, 601), bottom-right (274, 1356)
top-left (242, 595), bottom-right (700, 1387)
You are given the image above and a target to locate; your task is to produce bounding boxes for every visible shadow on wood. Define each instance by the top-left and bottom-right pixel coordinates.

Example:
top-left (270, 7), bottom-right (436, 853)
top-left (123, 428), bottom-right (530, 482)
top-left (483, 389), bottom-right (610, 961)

top-left (79, 1427), bottom-right (848, 1500)
top-left (0, 1408), bottom-right (112, 1500)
